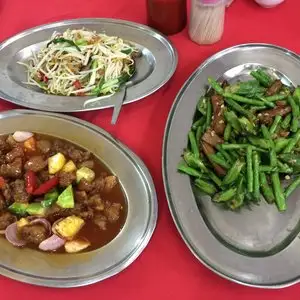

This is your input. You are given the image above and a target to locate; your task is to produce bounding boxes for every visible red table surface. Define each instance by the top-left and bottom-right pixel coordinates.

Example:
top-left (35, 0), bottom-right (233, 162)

top-left (1, 0), bottom-right (300, 299)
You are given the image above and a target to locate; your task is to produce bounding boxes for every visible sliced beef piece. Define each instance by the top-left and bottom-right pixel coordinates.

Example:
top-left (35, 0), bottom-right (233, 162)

top-left (0, 136), bottom-right (10, 151)
top-left (93, 214), bottom-right (107, 230)
top-left (6, 135), bottom-right (17, 148)
top-left (278, 130), bottom-right (290, 138)
top-left (46, 205), bottom-right (72, 223)
top-left (20, 224), bottom-right (48, 245)
top-left (1, 183), bottom-right (12, 204)
top-left (0, 154), bottom-right (5, 165)
top-left (36, 140), bottom-right (52, 154)
top-left (266, 80), bottom-right (283, 96)
top-left (68, 147), bottom-right (90, 163)
top-left (78, 160), bottom-right (95, 169)
top-left (78, 178), bottom-right (94, 192)
top-left (11, 179), bottom-right (30, 203)
top-left (258, 106), bottom-right (291, 125)
top-left (0, 211), bottom-right (17, 230)
top-left (211, 95), bottom-right (226, 136)
top-left (202, 128), bottom-right (224, 148)
top-left (0, 158), bottom-right (23, 178)
top-left (202, 141), bottom-right (226, 176)
top-left (0, 194), bottom-right (6, 211)
top-left (52, 139), bottom-right (68, 155)
top-left (38, 170), bottom-right (50, 183)
top-left (103, 176), bottom-right (118, 193)
top-left (72, 203), bottom-right (94, 220)
top-left (24, 156), bottom-right (47, 172)
top-left (104, 202), bottom-right (122, 223)
top-left (75, 190), bottom-right (88, 203)
top-left (92, 175), bottom-right (118, 194)
top-left (276, 100), bottom-right (287, 107)
top-left (58, 171), bottom-right (76, 187)
top-left (88, 194), bottom-right (105, 211)
top-left (5, 146), bottom-right (24, 163)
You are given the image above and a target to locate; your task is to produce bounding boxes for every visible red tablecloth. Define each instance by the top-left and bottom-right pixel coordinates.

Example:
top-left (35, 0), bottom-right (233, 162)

top-left (1, 0), bottom-right (300, 299)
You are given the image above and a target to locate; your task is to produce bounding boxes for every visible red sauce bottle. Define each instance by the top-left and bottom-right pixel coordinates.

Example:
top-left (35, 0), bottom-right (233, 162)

top-left (146, 0), bottom-right (187, 35)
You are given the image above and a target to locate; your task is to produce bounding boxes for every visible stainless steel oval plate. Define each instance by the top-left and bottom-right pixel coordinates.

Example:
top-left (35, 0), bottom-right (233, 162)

top-left (163, 44), bottom-right (300, 288)
top-left (0, 109), bottom-right (157, 287)
top-left (0, 18), bottom-right (177, 112)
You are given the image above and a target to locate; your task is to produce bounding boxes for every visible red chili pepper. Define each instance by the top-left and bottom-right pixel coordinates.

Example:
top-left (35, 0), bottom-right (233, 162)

top-left (25, 171), bottom-right (37, 194)
top-left (44, 76), bottom-right (49, 83)
top-left (0, 177), bottom-right (5, 189)
top-left (32, 176), bottom-right (59, 195)
top-left (73, 80), bottom-right (82, 90)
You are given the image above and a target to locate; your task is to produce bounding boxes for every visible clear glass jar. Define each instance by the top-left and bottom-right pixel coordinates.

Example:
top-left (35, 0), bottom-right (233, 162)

top-left (189, 0), bottom-right (226, 45)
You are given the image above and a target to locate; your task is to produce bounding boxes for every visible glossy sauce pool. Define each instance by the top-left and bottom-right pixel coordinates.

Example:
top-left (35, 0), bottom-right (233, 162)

top-left (1, 133), bottom-right (127, 254)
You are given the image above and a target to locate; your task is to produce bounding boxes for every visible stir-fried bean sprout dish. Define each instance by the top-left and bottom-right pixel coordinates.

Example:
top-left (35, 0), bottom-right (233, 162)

top-left (18, 28), bottom-right (138, 97)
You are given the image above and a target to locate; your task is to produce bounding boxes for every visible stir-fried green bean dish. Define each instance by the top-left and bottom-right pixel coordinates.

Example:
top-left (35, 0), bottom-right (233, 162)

top-left (178, 68), bottom-right (300, 212)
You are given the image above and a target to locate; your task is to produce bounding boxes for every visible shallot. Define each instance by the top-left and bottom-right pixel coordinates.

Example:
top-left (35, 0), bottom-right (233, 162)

top-left (5, 222), bottom-right (26, 247)
top-left (39, 234), bottom-right (65, 251)
top-left (12, 131), bottom-right (33, 142)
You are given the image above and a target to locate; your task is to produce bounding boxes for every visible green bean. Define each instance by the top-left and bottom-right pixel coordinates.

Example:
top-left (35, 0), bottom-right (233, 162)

top-left (271, 172), bottom-right (286, 211)
top-left (260, 172), bottom-right (275, 204)
top-left (256, 69), bottom-right (272, 85)
top-left (216, 145), bottom-right (234, 164)
top-left (194, 178), bottom-right (217, 196)
top-left (250, 106), bottom-right (268, 112)
top-left (265, 94), bottom-right (287, 102)
top-left (246, 146), bottom-right (253, 193)
top-left (223, 159), bottom-right (245, 186)
top-left (288, 95), bottom-right (299, 132)
top-left (279, 153), bottom-right (300, 168)
top-left (209, 154), bottom-right (231, 169)
top-left (270, 149), bottom-right (277, 167)
top-left (293, 87), bottom-right (300, 106)
top-left (248, 137), bottom-right (272, 149)
top-left (224, 98), bottom-right (253, 118)
top-left (177, 163), bottom-right (203, 178)
top-left (192, 119), bottom-right (202, 130)
top-left (283, 129), bottom-right (300, 153)
top-left (239, 117), bottom-right (256, 134)
top-left (259, 165), bottom-right (278, 172)
top-left (269, 115), bottom-right (282, 135)
top-left (208, 77), bottom-right (224, 95)
top-left (261, 125), bottom-right (273, 141)
top-left (281, 114), bottom-right (292, 130)
top-left (224, 123), bottom-right (232, 142)
top-left (213, 188), bottom-right (237, 202)
top-left (277, 160), bottom-right (293, 173)
top-left (285, 175), bottom-right (300, 198)
top-left (221, 143), bottom-right (267, 153)
top-left (188, 131), bottom-right (199, 157)
top-left (196, 126), bottom-right (203, 146)
top-left (205, 97), bottom-right (212, 129)
top-left (223, 92), bottom-right (265, 106)
top-left (224, 111), bottom-right (242, 132)
top-left (183, 152), bottom-right (222, 187)
top-left (250, 71), bottom-right (270, 87)
top-left (258, 97), bottom-right (275, 108)
top-left (253, 151), bottom-right (260, 201)
top-left (229, 176), bottom-right (245, 210)
top-left (197, 96), bottom-right (208, 115)
top-left (275, 138), bottom-right (290, 153)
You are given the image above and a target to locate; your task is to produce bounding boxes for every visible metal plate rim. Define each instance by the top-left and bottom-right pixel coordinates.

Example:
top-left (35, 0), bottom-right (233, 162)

top-left (162, 43), bottom-right (300, 289)
top-left (0, 109), bottom-right (158, 288)
top-left (0, 17), bottom-right (178, 112)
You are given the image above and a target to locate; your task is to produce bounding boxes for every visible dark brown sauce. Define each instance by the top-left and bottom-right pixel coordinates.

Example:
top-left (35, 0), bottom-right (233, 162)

top-left (0, 133), bottom-right (127, 254)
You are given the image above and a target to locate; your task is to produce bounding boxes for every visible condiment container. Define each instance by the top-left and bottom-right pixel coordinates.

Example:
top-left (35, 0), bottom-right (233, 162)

top-left (147, 0), bottom-right (187, 35)
top-left (254, 0), bottom-right (285, 8)
top-left (189, 0), bottom-right (226, 45)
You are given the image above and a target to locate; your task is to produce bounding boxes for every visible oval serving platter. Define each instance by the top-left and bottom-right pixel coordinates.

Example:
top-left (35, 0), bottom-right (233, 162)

top-left (0, 18), bottom-right (177, 112)
top-left (0, 109), bottom-right (157, 287)
top-left (163, 44), bottom-right (300, 288)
